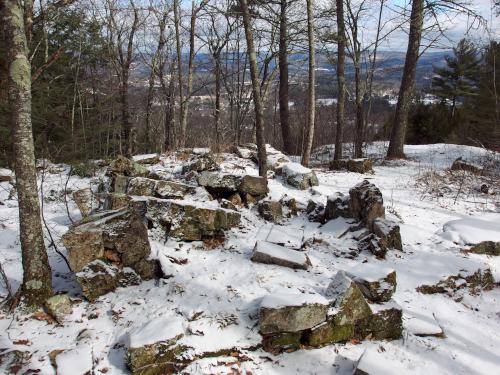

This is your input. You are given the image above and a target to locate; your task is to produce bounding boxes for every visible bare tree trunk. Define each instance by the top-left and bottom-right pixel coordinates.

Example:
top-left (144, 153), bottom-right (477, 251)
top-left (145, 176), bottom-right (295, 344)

top-left (117, 1), bottom-right (139, 157)
top-left (334, 0), bottom-right (346, 160)
top-left (174, 0), bottom-right (184, 149)
top-left (179, 1), bottom-right (201, 147)
top-left (214, 54), bottom-right (222, 153)
top-left (387, 0), bottom-right (424, 159)
top-left (364, 0), bottom-right (384, 139)
top-left (145, 11), bottom-right (167, 153)
top-left (302, 0), bottom-right (315, 166)
top-left (278, 0), bottom-right (293, 155)
top-left (240, 0), bottom-right (267, 177)
top-left (3, 0), bottom-right (52, 307)
top-left (354, 55), bottom-right (364, 158)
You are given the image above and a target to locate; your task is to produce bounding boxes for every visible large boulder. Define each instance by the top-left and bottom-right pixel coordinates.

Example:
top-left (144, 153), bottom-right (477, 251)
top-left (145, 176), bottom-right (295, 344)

top-left (197, 171), bottom-right (240, 196)
top-left (62, 208), bottom-right (152, 278)
top-left (127, 177), bottom-right (195, 199)
top-left (127, 316), bottom-right (186, 375)
top-left (354, 302), bottom-right (403, 340)
top-left (109, 155), bottom-right (149, 177)
top-left (349, 180), bottom-right (385, 230)
top-left (251, 241), bottom-right (311, 270)
top-left (326, 271), bottom-right (372, 326)
top-left (155, 180), bottom-right (195, 199)
top-left (330, 159), bottom-right (373, 174)
top-left (347, 264), bottom-right (397, 302)
top-left (372, 218), bottom-right (403, 251)
top-left (127, 177), bottom-right (157, 196)
top-left (112, 174), bottom-right (131, 194)
top-left (144, 198), bottom-right (240, 241)
top-left (76, 260), bottom-right (141, 301)
top-left (104, 193), bottom-right (132, 210)
top-left (132, 153), bottom-right (160, 165)
top-left (306, 271), bottom-right (373, 347)
top-left (182, 154), bottom-right (219, 174)
top-left (237, 175), bottom-right (268, 200)
top-left (45, 295), bottom-right (72, 322)
top-left (257, 200), bottom-right (283, 223)
top-left (282, 163), bottom-right (319, 190)
top-left (260, 293), bottom-right (329, 334)
top-left (324, 193), bottom-right (350, 222)
top-left (72, 188), bottom-right (100, 217)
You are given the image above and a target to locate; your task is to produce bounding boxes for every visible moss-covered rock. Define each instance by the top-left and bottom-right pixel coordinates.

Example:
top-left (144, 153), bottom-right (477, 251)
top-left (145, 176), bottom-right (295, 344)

top-left (417, 268), bottom-right (495, 296)
top-left (72, 188), bottom-right (99, 217)
top-left (305, 320), bottom-right (354, 346)
top-left (182, 154), bottom-right (219, 174)
top-left (355, 302), bottom-right (403, 340)
top-left (257, 200), bottom-right (283, 223)
top-left (45, 294), bottom-right (72, 321)
top-left (349, 267), bottom-right (397, 303)
top-left (260, 293), bottom-right (329, 334)
top-left (76, 260), bottom-right (141, 301)
top-left (109, 155), bottom-right (149, 177)
top-left (145, 198), bottom-right (240, 241)
top-left (330, 158), bottom-right (373, 174)
top-left (326, 271), bottom-right (373, 326)
top-left (262, 331), bottom-right (303, 353)
top-left (62, 208), bottom-right (151, 272)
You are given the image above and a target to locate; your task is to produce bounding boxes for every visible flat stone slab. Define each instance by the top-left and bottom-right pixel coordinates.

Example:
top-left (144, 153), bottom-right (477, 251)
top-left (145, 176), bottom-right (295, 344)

top-left (260, 292), bottom-right (329, 334)
top-left (266, 225), bottom-right (304, 249)
top-left (251, 241), bottom-right (311, 270)
top-left (320, 217), bottom-right (354, 238)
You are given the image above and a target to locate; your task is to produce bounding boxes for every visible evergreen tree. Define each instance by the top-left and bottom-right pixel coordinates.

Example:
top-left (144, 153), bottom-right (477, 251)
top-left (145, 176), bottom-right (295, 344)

top-left (432, 39), bottom-right (479, 118)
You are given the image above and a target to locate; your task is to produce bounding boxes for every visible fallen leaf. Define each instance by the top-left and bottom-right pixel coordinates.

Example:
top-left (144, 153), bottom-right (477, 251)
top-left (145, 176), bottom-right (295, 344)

top-left (13, 339), bottom-right (31, 346)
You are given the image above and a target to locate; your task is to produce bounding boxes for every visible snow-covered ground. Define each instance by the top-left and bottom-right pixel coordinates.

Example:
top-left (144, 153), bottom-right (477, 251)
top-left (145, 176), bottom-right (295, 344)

top-left (0, 143), bottom-right (499, 375)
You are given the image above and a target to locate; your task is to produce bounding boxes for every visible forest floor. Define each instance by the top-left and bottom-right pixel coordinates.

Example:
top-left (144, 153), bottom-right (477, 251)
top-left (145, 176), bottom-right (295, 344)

top-left (0, 142), bottom-right (500, 375)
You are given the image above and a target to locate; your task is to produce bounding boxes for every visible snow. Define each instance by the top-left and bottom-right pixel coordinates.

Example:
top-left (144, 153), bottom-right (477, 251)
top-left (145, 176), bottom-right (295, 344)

top-left (403, 307), bottom-right (443, 337)
top-left (265, 225), bottom-right (304, 249)
top-left (261, 292), bottom-right (329, 309)
top-left (55, 345), bottom-right (94, 374)
top-left (132, 153), bottom-right (158, 162)
top-left (128, 315), bottom-right (185, 348)
top-left (253, 240), bottom-right (309, 265)
top-left (441, 213), bottom-right (500, 245)
top-left (0, 143), bottom-right (499, 374)
top-left (345, 262), bottom-right (395, 282)
top-left (282, 162), bottom-right (313, 175)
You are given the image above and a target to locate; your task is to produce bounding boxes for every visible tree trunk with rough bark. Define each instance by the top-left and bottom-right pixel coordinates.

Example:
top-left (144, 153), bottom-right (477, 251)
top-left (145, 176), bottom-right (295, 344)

top-left (174, 0), bottom-right (184, 149)
top-left (333, 0), bottom-right (346, 160)
top-left (3, 0), bottom-right (52, 308)
top-left (302, 0), bottom-right (315, 167)
top-left (240, 0), bottom-right (267, 177)
top-left (387, 0), bottom-right (424, 159)
top-left (278, 0), bottom-right (293, 155)
top-left (334, 0), bottom-right (346, 160)
top-left (179, 1), bottom-right (200, 147)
